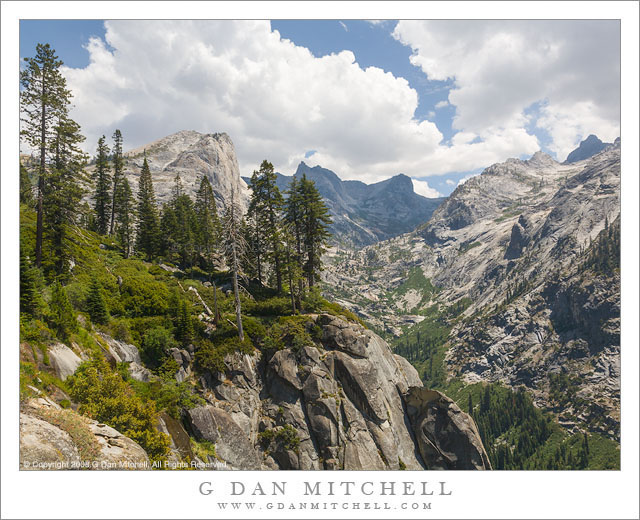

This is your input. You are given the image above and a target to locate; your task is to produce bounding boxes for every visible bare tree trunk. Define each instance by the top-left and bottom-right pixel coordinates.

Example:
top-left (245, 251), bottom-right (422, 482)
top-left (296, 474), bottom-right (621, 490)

top-left (231, 246), bottom-right (244, 342)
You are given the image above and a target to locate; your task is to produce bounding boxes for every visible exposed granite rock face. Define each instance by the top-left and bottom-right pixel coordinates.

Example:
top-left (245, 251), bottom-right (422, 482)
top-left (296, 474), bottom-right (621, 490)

top-left (121, 130), bottom-right (249, 212)
top-left (47, 343), bottom-right (83, 381)
top-left (188, 314), bottom-right (488, 470)
top-left (405, 388), bottom-right (491, 470)
top-left (20, 398), bottom-right (149, 469)
top-left (323, 145), bottom-right (621, 439)
top-left (98, 333), bottom-right (153, 382)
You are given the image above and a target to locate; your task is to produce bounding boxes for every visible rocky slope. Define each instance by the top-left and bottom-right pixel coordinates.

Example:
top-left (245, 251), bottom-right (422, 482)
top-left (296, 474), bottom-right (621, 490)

top-left (323, 143), bottom-right (620, 439)
top-left (188, 314), bottom-right (489, 470)
top-left (20, 395), bottom-right (149, 470)
top-left (20, 314), bottom-right (490, 470)
top-left (122, 130), bottom-right (249, 211)
top-left (265, 162), bottom-right (444, 247)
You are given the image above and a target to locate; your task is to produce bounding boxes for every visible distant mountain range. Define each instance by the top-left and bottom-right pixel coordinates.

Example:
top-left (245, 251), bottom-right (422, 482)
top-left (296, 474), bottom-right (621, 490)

top-left (564, 134), bottom-right (617, 164)
top-left (245, 162), bottom-right (445, 247)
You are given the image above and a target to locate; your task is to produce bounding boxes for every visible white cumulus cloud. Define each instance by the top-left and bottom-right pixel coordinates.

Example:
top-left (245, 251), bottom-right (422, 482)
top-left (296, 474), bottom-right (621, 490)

top-left (411, 179), bottom-right (442, 198)
top-left (393, 20), bottom-right (620, 161)
top-left (63, 20), bottom-right (449, 183)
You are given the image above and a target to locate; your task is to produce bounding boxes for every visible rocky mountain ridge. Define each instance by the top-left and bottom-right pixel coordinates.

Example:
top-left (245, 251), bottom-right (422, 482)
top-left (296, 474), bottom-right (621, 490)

top-left (322, 143), bottom-right (620, 440)
top-left (122, 130), bottom-right (250, 211)
top-left (252, 162), bottom-right (444, 247)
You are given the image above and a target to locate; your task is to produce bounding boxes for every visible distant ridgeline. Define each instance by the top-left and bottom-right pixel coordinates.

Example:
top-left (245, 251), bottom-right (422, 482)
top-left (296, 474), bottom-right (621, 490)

top-left (323, 138), bottom-right (621, 470)
top-left (245, 162), bottom-right (445, 248)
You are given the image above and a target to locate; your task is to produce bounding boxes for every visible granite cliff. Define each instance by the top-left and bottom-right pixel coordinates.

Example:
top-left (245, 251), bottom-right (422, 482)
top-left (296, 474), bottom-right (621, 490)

top-left (323, 142), bottom-right (620, 440)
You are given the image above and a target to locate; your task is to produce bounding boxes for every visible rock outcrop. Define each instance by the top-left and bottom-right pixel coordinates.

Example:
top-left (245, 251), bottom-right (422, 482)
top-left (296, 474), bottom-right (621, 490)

top-left (173, 314), bottom-right (488, 470)
top-left (20, 397), bottom-right (149, 470)
top-left (121, 130), bottom-right (249, 212)
top-left (323, 144), bottom-right (621, 439)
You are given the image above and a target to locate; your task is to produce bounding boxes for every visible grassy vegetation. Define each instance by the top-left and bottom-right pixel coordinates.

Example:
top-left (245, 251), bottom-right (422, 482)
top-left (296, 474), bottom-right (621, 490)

top-left (458, 241), bottom-right (481, 254)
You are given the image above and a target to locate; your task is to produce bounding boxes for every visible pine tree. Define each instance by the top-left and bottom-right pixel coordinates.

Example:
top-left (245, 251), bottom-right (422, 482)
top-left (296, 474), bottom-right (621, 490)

top-left (298, 174), bottom-right (331, 288)
top-left (20, 249), bottom-right (42, 317)
top-left (20, 43), bottom-right (73, 267)
top-left (86, 278), bottom-right (109, 325)
top-left (136, 155), bottom-right (159, 260)
top-left (176, 300), bottom-right (193, 345)
top-left (195, 176), bottom-right (221, 267)
top-left (248, 160), bottom-right (284, 292)
top-left (93, 135), bottom-right (111, 235)
top-left (282, 226), bottom-right (302, 313)
top-left (43, 116), bottom-right (88, 277)
top-left (109, 129), bottom-right (124, 235)
top-left (20, 164), bottom-right (33, 205)
top-left (49, 280), bottom-right (77, 340)
top-left (114, 177), bottom-right (135, 258)
top-left (222, 192), bottom-right (247, 341)
top-left (284, 176), bottom-right (305, 299)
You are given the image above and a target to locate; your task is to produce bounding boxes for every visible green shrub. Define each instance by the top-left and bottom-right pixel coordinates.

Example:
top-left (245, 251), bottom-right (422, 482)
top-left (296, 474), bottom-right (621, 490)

top-left (108, 318), bottom-right (133, 343)
top-left (244, 296), bottom-right (293, 316)
top-left (264, 316), bottom-right (317, 353)
top-left (141, 327), bottom-right (177, 368)
top-left (67, 356), bottom-right (170, 462)
top-left (259, 424), bottom-right (300, 453)
top-left (116, 262), bottom-right (169, 317)
top-left (20, 317), bottom-right (54, 345)
top-left (129, 379), bottom-right (205, 420)
top-left (194, 335), bottom-right (253, 374)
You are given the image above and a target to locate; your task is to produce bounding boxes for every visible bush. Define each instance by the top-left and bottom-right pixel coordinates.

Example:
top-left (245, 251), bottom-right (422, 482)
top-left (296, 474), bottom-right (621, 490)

top-left (67, 356), bottom-right (170, 462)
top-left (108, 318), bottom-right (133, 343)
top-left (259, 424), bottom-right (300, 453)
top-left (20, 317), bottom-right (54, 345)
top-left (141, 327), bottom-right (177, 368)
top-left (116, 262), bottom-right (169, 317)
top-left (194, 335), bottom-right (253, 374)
top-left (129, 379), bottom-right (205, 420)
top-left (263, 316), bottom-right (318, 353)
top-left (244, 296), bottom-right (292, 316)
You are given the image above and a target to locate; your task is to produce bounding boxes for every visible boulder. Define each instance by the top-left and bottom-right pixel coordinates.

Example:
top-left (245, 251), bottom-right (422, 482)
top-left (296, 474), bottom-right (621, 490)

top-left (405, 387), bottom-right (491, 470)
top-left (48, 343), bottom-right (82, 380)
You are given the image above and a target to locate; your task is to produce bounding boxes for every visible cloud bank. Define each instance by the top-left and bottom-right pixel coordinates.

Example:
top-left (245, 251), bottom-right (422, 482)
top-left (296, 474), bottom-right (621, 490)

top-left (61, 20), bottom-right (619, 185)
top-left (393, 20), bottom-right (620, 161)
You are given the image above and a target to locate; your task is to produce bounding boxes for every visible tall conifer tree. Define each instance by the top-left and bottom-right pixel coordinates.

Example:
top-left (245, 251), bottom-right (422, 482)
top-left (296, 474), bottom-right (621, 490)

top-left (248, 160), bottom-right (284, 292)
top-left (109, 129), bottom-right (124, 235)
top-left (136, 155), bottom-right (159, 259)
top-left (20, 44), bottom-right (72, 267)
top-left (93, 135), bottom-right (111, 235)
top-left (114, 177), bottom-right (135, 258)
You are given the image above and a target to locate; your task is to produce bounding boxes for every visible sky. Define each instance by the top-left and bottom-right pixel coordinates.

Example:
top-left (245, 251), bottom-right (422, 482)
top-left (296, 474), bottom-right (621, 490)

top-left (19, 19), bottom-right (620, 197)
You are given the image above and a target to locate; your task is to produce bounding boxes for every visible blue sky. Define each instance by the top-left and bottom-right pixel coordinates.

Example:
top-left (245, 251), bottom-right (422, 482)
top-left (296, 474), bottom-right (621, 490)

top-left (19, 19), bottom-right (620, 197)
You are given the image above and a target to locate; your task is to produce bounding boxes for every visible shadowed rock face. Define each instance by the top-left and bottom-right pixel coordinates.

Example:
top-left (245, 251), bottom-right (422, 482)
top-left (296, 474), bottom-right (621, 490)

top-left (405, 388), bottom-right (491, 470)
top-left (182, 314), bottom-right (489, 470)
top-left (269, 162), bottom-right (445, 247)
top-left (564, 135), bottom-right (613, 164)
